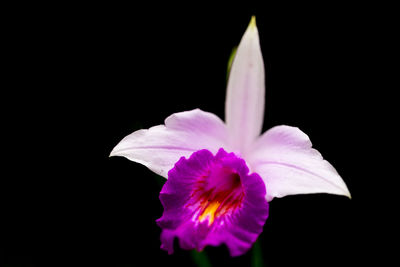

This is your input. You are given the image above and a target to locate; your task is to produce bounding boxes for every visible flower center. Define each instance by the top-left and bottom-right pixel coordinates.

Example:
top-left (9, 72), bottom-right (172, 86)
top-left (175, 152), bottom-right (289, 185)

top-left (157, 148), bottom-right (269, 256)
top-left (187, 164), bottom-right (245, 225)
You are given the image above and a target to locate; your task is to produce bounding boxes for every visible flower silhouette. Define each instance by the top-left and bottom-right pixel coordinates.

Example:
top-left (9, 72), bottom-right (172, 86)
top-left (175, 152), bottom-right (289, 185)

top-left (110, 16), bottom-right (350, 256)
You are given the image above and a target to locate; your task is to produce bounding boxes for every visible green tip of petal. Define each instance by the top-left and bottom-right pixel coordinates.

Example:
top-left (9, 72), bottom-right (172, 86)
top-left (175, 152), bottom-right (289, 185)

top-left (249, 15), bottom-right (257, 29)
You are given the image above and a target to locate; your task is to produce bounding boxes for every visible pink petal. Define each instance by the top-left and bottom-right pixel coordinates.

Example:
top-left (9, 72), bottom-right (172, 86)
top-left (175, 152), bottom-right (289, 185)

top-left (245, 125), bottom-right (351, 201)
top-left (110, 109), bottom-right (228, 178)
top-left (225, 17), bottom-right (265, 153)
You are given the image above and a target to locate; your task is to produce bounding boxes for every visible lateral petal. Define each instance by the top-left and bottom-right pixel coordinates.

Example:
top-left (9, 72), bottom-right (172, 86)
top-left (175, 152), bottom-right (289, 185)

top-left (225, 16), bottom-right (265, 153)
top-left (110, 109), bottom-right (228, 178)
top-left (246, 125), bottom-right (351, 201)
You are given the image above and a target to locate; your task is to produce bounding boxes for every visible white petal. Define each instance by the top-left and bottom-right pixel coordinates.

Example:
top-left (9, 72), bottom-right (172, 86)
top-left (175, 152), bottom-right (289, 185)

top-left (225, 16), bottom-right (265, 153)
top-left (110, 109), bottom-right (228, 178)
top-left (246, 125), bottom-right (351, 201)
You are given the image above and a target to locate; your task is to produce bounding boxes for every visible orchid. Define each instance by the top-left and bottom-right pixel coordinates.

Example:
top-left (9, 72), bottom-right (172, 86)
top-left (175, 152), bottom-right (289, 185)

top-left (110, 17), bottom-right (351, 257)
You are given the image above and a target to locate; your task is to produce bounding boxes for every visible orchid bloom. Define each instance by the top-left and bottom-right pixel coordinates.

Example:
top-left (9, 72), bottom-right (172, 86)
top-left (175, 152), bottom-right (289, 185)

top-left (110, 17), bottom-right (351, 256)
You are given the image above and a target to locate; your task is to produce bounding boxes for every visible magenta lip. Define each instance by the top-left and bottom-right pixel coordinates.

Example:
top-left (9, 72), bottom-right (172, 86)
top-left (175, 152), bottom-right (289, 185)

top-left (156, 148), bottom-right (269, 256)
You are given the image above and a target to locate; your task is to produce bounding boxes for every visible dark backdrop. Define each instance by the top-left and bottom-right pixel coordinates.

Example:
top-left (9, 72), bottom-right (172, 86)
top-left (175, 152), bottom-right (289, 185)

top-left (3, 1), bottom-right (392, 266)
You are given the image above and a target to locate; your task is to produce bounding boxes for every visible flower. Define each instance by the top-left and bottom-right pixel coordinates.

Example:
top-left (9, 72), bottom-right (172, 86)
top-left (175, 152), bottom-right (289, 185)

top-left (110, 16), bottom-right (351, 256)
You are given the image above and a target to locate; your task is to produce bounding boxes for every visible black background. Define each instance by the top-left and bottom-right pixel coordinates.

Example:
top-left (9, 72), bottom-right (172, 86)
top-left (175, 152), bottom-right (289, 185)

top-left (3, 1), bottom-right (394, 266)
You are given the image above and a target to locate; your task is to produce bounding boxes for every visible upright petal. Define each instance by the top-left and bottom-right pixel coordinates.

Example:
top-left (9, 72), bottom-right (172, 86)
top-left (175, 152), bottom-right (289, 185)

top-left (225, 16), bottom-right (265, 153)
top-left (245, 125), bottom-right (351, 201)
top-left (110, 109), bottom-right (228, 178)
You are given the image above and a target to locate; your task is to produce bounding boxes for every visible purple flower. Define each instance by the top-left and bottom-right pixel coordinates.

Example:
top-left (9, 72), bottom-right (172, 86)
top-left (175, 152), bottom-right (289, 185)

top-left (110, 17), bottom-right (351, 256)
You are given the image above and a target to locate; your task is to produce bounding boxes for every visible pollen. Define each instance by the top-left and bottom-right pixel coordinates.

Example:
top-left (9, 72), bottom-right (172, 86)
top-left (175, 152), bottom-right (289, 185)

top-left (198, 201), bottom-right (220, 225)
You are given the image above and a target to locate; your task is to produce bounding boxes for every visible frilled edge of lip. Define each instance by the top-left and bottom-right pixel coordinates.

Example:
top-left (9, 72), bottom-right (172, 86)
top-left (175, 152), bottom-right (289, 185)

top-left (156, 148), bottom-right (269, 256)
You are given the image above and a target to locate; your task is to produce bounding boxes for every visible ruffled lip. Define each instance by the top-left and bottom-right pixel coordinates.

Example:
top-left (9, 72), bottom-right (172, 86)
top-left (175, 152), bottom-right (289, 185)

top-left (156, 148), bottom-right (269, 256)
